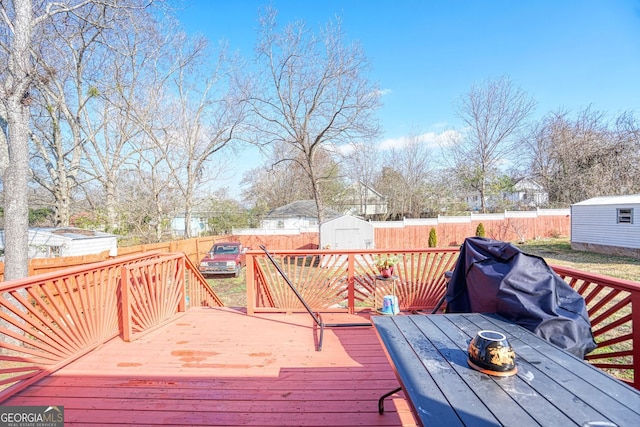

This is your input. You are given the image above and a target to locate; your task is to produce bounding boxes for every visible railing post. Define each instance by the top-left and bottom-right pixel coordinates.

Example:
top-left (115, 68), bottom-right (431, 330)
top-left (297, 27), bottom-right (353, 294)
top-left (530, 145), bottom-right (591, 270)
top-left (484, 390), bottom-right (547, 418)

top-left (178, 256), bottom-right (186, 313)
top-left (347, 253), bottom-right (355, 314)
top-left (120, 266), bottom-right (132, 342)
top-left (632, 292), bottom-right (640, 390)
top-left (246, 253), bottom-right (255, 315)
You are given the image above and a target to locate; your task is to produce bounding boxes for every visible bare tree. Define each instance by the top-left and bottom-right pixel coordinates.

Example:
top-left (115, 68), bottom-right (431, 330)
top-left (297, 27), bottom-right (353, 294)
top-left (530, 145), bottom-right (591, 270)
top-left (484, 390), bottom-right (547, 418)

top-left (29, 5), bottom-right (113, 226)
top-left (527, 107), bottom-right (640, 205)
top-left (241, 142), bottom-right (344, 214)
top-left (612, 111), bottom-right (640, 193)
top-left (0, 0), bottom-right (149, 280)
top-left (111, 157), bottom-right (180, 243)
top-left (391, 132), bottom-right (433, 217)
top-left (247, 7), bottom-right (381, 228)
top-left (374, 166), bottom-right (405, 220)
top-left (427, 169), bottom-right (469, 216)
top-left (371, 131), bottom-right (433, 218)
top-left (1, 0), bottom-right (36, 280)
top-left (241, 160), bottom-right (309, 213)
top-left (0, 103), bottom-right (7, 176)
top-left (93, 24), bottom-right (246, 240)
top-left (80, 9), bottom-right (167, 232)
top-left (166, 38), bottom-right (247, 239)
top-left (341, 141), bottom-right (382, 216)
top-left (452, 77), bottom-right (536, 213)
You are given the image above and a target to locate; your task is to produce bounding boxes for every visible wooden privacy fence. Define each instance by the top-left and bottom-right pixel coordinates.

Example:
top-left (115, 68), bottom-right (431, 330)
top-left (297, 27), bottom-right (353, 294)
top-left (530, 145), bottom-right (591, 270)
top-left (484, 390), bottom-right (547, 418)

top-left (245, 248), bottom-right (461, 315)
top-left (246, 247), bottom-right (640, 389)
top-left (0, 212), bottom-right (571, 281)
top-left (0, 252), bottom-right (222, 402)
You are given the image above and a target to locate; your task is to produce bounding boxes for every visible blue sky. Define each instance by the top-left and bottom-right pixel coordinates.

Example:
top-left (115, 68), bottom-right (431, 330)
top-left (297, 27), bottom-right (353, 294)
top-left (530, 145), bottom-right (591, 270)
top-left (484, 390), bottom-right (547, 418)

top-left (174, 0), bottom-right (640, 194)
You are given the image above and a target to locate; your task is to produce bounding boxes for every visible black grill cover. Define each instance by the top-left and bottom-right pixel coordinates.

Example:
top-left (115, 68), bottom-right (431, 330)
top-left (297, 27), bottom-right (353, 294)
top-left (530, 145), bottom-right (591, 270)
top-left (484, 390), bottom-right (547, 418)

top-left (445, 237), bottom-right (597, 359)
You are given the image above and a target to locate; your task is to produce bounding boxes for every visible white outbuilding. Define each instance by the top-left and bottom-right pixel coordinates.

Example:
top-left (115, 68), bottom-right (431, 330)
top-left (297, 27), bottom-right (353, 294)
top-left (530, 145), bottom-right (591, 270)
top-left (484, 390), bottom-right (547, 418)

top-left (0, 227), bottom-right (118, 259)
top-left (319, 215), bottom-right (374, 250)
top-left (571, 194), bottom-right (640, 258)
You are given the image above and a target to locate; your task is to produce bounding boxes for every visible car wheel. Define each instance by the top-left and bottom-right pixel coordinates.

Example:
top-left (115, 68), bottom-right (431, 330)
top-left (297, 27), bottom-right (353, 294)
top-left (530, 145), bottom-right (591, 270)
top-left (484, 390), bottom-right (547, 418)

top-left (234, 266), bottom-right (241, 278)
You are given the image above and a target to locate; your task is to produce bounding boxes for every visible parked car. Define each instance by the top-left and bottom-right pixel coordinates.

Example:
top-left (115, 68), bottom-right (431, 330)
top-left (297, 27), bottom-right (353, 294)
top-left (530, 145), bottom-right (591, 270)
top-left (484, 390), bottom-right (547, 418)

top-left (199, 242), bottom-right (246, 278)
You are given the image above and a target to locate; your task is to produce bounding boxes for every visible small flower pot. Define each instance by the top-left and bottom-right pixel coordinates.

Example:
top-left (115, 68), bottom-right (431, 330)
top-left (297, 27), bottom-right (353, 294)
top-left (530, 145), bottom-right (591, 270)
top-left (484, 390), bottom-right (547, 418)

top-left (380, 266), bottom-right (394, 278)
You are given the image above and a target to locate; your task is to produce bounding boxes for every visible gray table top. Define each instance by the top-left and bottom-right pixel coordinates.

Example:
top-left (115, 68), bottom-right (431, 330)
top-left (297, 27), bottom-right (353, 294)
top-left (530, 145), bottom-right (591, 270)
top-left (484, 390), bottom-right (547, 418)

top-left (372, 313), bottom-right (640, 427)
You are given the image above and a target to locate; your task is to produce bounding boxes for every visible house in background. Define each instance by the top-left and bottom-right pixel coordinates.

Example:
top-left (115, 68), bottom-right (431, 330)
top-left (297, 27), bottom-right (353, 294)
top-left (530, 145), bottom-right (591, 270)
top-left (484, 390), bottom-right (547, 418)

top-left (334, 181), bottom-right (388, 217)
top-left (170, 197), bottom-right (221, 237)
top-left (170, 210), bottom-right (210, 237)
top-left (466, 177), bottom-right (549, 211)
top-left (260, 200), bottom-right (342, 230)
top-left (505, 177), bottom-right (549, 208)
top-left (571, 194), bottom-right (640, 258)
top-left (0, 227), bottom-right (118, 259)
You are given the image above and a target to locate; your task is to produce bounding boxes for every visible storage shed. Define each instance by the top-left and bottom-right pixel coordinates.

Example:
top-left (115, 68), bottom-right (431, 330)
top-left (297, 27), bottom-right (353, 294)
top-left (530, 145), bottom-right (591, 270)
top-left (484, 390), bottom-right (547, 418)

top-left (0, 227), bottom-right (118, 259)
top-left (320, 215), bottom-right (374, 250)
top-left (571, 194), bottom-right (640, 258)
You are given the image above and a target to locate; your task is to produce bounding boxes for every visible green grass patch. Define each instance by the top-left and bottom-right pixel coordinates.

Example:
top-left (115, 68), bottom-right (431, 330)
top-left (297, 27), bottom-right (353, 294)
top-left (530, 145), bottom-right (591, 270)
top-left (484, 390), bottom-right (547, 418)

top-left (516, 238), bottom-right (640, 282)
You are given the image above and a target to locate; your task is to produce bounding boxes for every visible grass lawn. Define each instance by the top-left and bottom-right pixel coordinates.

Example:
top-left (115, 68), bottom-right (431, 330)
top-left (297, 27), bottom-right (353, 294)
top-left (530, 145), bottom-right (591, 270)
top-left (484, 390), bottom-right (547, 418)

top-left (206, 273), bottom-right (247, 307)
top-left (515, 237), bottom-right (640, 282)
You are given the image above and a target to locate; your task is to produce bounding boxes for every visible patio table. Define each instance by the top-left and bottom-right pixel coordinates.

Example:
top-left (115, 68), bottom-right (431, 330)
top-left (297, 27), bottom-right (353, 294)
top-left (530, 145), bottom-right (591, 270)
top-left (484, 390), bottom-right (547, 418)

top-left (372, 313), bottom-right (640, 427)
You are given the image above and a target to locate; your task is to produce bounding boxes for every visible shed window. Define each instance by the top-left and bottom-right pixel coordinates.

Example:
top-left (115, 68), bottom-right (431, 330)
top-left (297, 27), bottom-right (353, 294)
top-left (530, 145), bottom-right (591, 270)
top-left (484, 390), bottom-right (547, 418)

top-left (617, 208), bottom-right (633, 224)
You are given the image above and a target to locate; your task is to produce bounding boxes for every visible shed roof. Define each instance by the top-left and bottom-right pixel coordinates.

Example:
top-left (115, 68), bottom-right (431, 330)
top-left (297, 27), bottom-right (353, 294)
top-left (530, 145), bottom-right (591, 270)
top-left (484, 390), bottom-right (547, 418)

top-left (321, 214), bottom-right (369, 226)
top-left (30, 227), bottom-right (116, 240)
top-left (572, 194), bottom-right (640, 206)
top-left (0, 227), bottom-right (116, 248)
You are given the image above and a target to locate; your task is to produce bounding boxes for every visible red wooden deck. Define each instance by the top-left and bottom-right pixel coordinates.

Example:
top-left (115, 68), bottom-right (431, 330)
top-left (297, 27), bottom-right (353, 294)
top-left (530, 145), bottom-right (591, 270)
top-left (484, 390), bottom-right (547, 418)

top-left (3, 307), bottom-right (417, 426)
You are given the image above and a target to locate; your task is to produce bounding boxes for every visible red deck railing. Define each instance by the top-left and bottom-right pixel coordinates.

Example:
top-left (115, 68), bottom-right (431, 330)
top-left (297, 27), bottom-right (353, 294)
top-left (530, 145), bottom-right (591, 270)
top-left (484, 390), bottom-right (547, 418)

top-left (552, 265), bottom-right (640, 389)
top-left (246, 248), bottom-right (640, 389)
top-left (0, 252), bottom-right (222, 402)
top-left (245, 248), bottom-right (460, 315)
top-left (1, 247), bottom-right (638, 405)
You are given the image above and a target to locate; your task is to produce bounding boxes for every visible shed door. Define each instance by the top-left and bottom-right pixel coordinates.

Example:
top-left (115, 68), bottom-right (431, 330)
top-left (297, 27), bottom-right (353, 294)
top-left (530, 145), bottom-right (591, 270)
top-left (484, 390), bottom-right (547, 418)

top-left (334, 228), bottom-right (360, 249)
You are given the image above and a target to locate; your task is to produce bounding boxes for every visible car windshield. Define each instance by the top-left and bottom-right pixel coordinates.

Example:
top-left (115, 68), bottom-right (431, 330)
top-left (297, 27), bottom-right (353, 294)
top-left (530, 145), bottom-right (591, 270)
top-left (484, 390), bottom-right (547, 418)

top-left (213, 245), bottom-right (239, 254)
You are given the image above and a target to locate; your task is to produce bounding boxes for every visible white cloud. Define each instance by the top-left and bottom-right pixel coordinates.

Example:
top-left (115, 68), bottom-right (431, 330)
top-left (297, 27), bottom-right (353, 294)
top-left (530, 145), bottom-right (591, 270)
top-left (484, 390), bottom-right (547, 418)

top-left (378, 129), bottom-right (460, 151)
top-left (435, 129), bottom-right (460, 147)
top-left (430, 121), bottom-right (450, 129)
top-left (334, 142), bottom-right (358, 156)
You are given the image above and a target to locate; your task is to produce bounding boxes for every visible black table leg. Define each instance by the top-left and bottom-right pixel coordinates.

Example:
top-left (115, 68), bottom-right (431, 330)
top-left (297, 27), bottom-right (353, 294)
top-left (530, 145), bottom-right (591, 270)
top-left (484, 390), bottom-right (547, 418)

top-left (378, 386), bottom-right (403, 414)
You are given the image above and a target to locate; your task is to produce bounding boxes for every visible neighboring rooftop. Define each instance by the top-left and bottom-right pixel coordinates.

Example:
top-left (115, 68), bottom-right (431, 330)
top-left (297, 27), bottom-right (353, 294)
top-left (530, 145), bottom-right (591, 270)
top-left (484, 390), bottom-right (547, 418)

top-left (573, 194), bottom-right (640, 206)
top-left (265, 200), bottom-right (342, 220)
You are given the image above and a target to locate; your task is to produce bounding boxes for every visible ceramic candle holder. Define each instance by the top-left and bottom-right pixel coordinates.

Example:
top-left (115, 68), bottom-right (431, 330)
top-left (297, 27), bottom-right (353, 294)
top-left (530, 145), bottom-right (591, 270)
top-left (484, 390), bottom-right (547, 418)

top-left (468, 330), bottom-right (517, 377)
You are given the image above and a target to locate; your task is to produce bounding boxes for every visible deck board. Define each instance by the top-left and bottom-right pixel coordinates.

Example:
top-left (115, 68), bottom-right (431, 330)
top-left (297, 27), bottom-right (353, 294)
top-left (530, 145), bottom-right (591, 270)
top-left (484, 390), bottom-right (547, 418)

top-left (4, 307), bottom-right (417, 426)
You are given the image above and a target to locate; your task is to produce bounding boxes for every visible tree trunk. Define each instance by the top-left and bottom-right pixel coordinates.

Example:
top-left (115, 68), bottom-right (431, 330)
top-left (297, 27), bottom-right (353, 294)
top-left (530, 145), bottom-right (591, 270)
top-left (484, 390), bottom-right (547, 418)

top-left (3, 0), bottom-right (33, 281)
top-left (105, 177), bottom-right (118, 232)
top-left (53, 173), bottom-right (72, 227)
top-left (184, 209), bottom-right (193, 239)
top-left (480, 179), bottom-right (487, 214)
top-left (3, 108), bottom-right (30, 279)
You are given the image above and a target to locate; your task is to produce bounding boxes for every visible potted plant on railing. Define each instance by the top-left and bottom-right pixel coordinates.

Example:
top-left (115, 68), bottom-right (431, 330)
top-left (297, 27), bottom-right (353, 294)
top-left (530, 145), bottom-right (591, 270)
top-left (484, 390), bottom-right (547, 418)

top-left (374, 254), bottom-right (400, 278)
